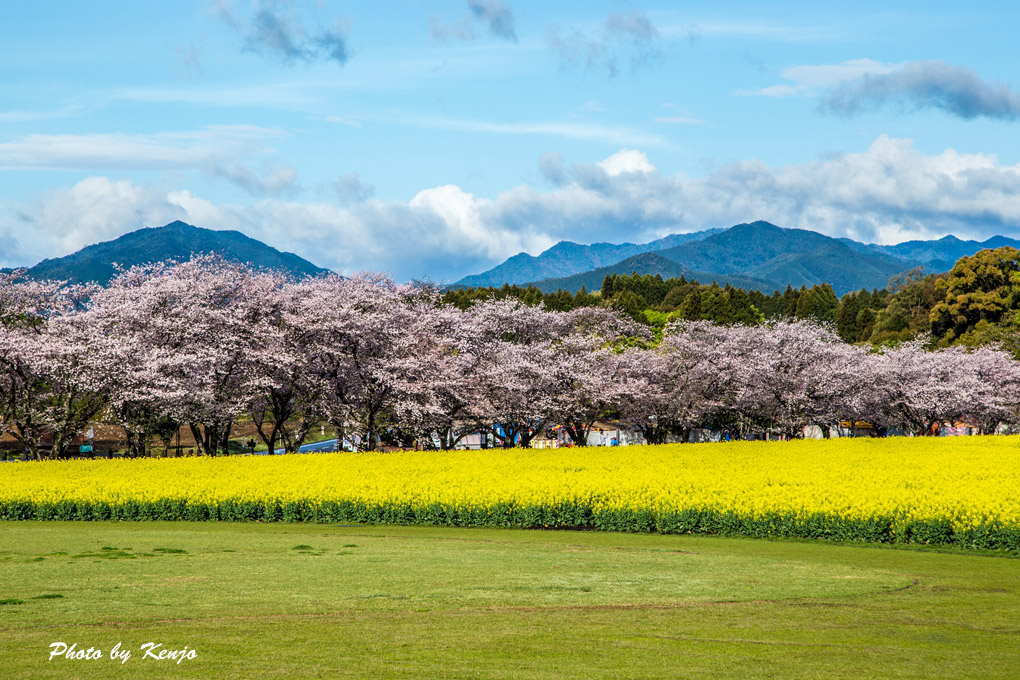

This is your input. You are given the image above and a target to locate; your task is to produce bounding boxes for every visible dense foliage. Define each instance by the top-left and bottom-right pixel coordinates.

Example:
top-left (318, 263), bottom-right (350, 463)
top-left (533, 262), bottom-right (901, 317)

top-left (930, 247), bottom-right (1020, 349)
top-left (3, 438), bottom-right (1019, 550)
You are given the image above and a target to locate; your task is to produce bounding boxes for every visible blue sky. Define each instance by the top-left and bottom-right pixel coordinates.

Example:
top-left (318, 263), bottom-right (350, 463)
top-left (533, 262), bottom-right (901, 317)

top-left (4, 1), bottom-right (1020, 282)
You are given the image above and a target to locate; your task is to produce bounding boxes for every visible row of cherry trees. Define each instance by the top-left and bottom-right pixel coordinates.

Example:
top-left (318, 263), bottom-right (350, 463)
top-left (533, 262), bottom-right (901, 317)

top-left (1, 256), bottom-right (1018, 459)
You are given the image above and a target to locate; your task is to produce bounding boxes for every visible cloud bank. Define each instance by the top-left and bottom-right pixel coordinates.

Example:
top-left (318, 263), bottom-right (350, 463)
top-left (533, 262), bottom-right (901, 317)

top-left (5, 138), bottom-right (1020, 282)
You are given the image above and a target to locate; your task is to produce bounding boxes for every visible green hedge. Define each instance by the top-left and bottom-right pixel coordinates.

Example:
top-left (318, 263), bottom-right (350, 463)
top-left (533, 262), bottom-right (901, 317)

top-left (1, 498), bottom-right (1017, 551)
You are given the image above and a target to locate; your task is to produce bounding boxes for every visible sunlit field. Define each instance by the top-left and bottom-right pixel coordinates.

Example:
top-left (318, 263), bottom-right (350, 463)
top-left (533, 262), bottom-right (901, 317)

top-left (1, 522), bottom-right (1019, 679)
top-left (3, 437), bottom-right (1019, 550)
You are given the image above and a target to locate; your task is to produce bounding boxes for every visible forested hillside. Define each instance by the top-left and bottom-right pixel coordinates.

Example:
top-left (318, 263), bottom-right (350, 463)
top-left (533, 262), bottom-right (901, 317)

top-left (445, 246), bottom-right (1020, 352)
top-left (14, 221), bottom-right (326, 285)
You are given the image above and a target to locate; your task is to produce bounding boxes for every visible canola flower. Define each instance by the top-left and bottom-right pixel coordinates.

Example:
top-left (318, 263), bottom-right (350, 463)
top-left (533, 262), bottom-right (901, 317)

top-left (1, 437), bottom-right (1019, 549)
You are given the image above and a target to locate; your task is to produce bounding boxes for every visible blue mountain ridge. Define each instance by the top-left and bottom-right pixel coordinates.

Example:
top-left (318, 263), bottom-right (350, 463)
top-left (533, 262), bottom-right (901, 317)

top-left (7, 221), bottom-right (327, 285)
top-left (460, 221), bottom-right (1020, 296)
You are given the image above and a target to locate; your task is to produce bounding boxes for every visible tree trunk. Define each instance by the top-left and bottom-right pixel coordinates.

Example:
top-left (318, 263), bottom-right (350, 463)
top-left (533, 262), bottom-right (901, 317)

top-left (284, 418), bottom-right (314, 454)
top-left (254, 416), bottom-right (280, 456)
top-left (52, 434), bottom-right (65, 459)
top-left (364, 408), bottom-right (377, 452)
top-left (125, 428), bottom-right (135, 458)
top-left (189, 422), bottom-right (222, 456)
top-left (518, 422), bottom-right (543, 449)
top-left (217, 423), bottom-right (232, 456)
top-left (565, 422), bottom-right (589, 447)
top-left (493, 423), bottom-right (517, 448)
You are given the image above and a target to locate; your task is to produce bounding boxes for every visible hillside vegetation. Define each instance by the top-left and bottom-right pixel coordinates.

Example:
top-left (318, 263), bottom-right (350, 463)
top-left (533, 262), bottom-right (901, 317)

top-left (446, 246), bottom-right (1020, 351)
top-left (458, 220), bottom-right (1020, 297)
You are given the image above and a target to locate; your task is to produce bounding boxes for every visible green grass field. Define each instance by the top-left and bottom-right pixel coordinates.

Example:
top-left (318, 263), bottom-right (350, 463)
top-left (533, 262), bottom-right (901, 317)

top-left (1, 523), bottom-right (1018, 679)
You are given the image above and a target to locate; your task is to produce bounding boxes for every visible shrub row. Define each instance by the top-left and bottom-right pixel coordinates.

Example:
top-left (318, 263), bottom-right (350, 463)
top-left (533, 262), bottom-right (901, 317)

top-left (2, 498), bottom-right (1018, 552)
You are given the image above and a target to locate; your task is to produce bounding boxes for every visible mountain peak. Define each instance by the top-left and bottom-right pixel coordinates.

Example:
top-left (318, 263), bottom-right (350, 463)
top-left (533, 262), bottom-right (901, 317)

top-left (743, 220), bottom-right (783, 230)
top-left (21, 222), bottom-right (327, 285)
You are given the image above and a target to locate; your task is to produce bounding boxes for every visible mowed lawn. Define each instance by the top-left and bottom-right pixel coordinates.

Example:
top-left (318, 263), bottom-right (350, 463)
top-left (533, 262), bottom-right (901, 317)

top-left (0, 523), bottom-right (1017, 679)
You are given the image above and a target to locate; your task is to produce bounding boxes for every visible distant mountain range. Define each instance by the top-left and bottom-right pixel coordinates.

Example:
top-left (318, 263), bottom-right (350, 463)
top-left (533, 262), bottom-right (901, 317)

top-left (838, 233), bottom-right (1020, 272)
top-left (4, 221), bottom-right (326, 285)
top-left (527, 252), bottom-right (777, 294)
top-left (455, 221), bottom-right (1020, 296)
top-left (5, 219), bottom-right (1018, 296)
top-left (454, 228), bottom-right (724, 288)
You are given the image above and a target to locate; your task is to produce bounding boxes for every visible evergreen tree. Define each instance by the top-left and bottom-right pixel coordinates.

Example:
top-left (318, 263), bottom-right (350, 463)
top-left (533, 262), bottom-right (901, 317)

top-left (702, 286), bottom-right (734, 324)
top-left (781, 285), bottom-right (798, 317)
top-left (601, 275), bottom-right (615, 299)
top-left (676, 292), bottom-right (701, 320)
top-left (835, 291), bottom-right (863, 342)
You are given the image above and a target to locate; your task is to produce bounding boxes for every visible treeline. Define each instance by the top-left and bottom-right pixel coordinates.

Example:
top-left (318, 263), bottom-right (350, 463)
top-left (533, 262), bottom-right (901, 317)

top-left (445, 246), bottom-right (1020, 350)
top-left (444, 276), bottom-right (842, 327)
top-left (3, 254), bottom-right (1020, 462)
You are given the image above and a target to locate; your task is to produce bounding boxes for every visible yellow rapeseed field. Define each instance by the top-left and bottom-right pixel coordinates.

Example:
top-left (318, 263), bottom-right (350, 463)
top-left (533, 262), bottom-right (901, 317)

top-left (1, 437), bottom-right (1018, 547)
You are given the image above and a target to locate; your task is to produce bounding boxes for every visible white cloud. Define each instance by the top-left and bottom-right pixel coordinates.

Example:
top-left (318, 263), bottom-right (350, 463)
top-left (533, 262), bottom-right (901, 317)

top-left (743, 58), bottom-right (896, 97)
top-left (598, 149), bottom-right (655, 176)
top-left (538, 152), bottom-right (567, 185)
top-left (0, 126), bottom-right (285, 171)
top-left (6, 138), bottom-right (1020, 281)
top-left (332, 173), bottom-right (375, 205)
top-left (2, 178), bottom-right (189, 265)
top-left (0, 106), bottom-right (85, 123)
top-left (0, 126), bottom-right (296, 196)
top-left (398, 114), bottom-right (670, 148)
top-left (321, 115), bottom-right (363, 128)
top-left (783, 58), bottom-right (895, 88)
top-left (743, 84), bottom-right (801, 98)
top-left (211, 161), bottom-right (298, 196)
top-left (746, 59), bottom-right (1020, 122)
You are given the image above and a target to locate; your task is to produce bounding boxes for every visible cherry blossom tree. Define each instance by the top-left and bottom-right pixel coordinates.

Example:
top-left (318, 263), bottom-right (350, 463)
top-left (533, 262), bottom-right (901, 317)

top-left (880, 341), bottom-right (975, 435)
top-left (547, 334), bottom-right (625, 446)
top-left (299, 273), bottom-right (446, 451)
top-left (0, 274), bottom-right (58, 459)
top-left (6, 261), bottom-right (1020, 459)
top-left (617, 321), bottom-right (735, 443)
top-left (386, 301), bottom-right (480, 449)
top-left (880, 340), bottom-right (1020, 435)
top-left (466, 337), bottom-right (557, 448)
top-left (90, 256), bottom-right (282, 456)
top-left (454, 298), bottom-right (569, 448)
top-left (963, 344), bottom-right (1020, 432)
top-left (247, 278), bottom-right (321, 455)
top-left (0, 276), bottom-right (111, 459)
top-left (88, 263), bottom-right (191, 456)
top-left (822, 347), bottom-right (888, 436)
